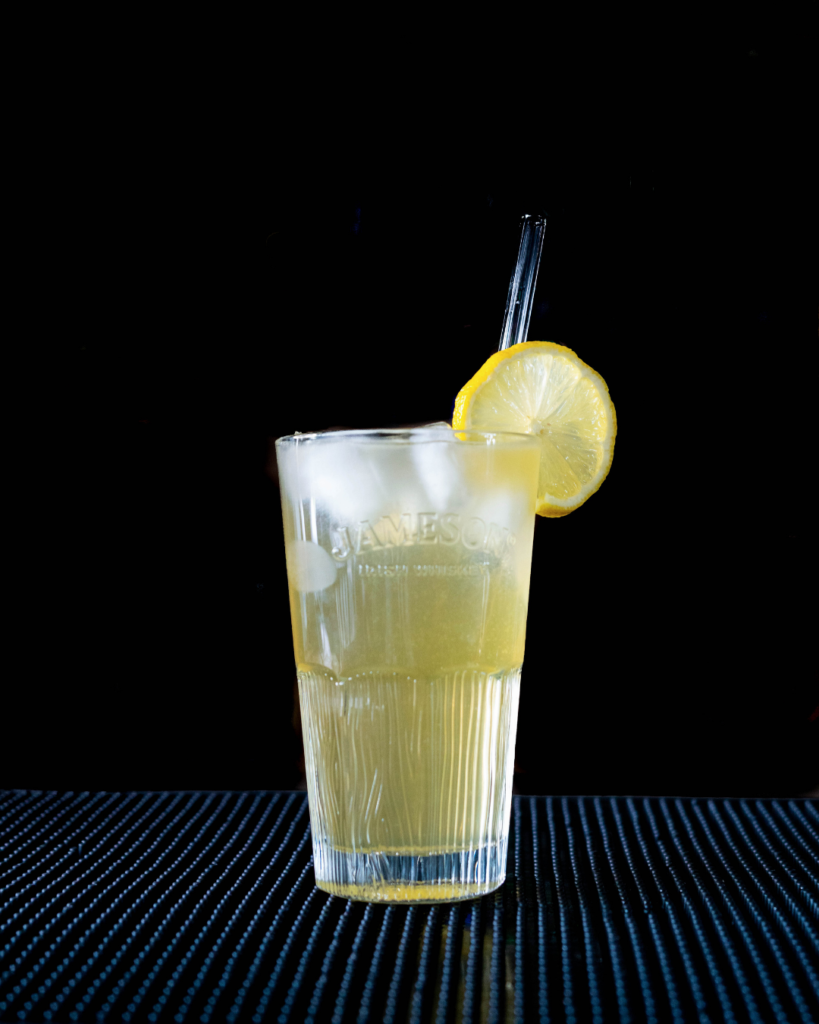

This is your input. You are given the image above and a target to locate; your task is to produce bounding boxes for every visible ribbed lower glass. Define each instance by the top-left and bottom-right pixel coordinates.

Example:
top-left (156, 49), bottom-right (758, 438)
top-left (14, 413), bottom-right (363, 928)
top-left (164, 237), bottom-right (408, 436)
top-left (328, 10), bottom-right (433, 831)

top-left (299, 665), bottom-right (521, 903)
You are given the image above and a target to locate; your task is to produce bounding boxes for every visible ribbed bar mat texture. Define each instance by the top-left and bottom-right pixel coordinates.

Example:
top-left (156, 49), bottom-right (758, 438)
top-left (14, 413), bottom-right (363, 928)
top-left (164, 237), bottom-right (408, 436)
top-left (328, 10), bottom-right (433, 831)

top-left (1, 792), bottom-right (817, 1024)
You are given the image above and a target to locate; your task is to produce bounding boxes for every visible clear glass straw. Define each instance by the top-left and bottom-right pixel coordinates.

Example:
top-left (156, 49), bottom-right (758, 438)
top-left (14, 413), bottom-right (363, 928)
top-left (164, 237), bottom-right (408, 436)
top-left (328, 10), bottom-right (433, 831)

top-left (498, 214), bottom-right (547, 351)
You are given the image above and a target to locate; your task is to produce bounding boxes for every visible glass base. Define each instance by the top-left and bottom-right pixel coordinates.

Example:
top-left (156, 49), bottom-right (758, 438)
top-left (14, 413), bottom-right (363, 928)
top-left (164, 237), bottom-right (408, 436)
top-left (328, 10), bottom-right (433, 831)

top-left (312, 839), bottom-right (507, 903)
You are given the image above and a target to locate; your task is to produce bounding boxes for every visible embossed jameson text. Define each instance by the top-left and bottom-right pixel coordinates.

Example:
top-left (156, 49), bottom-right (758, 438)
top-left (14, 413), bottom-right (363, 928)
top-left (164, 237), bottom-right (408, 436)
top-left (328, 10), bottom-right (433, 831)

top-left (329, 512), bottom-right (516, 562)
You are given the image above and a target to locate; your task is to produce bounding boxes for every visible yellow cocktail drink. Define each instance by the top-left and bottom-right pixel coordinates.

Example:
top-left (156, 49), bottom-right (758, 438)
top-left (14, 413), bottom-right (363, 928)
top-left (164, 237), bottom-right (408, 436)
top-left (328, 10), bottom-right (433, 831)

top-left (277, 428), bottom-right (540, 902)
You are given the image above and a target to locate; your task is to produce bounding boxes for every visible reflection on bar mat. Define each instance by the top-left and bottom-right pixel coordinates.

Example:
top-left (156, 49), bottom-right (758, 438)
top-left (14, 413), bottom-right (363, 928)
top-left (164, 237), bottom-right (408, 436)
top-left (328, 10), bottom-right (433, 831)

top-left (1, 792), bottom-right (817, 1024)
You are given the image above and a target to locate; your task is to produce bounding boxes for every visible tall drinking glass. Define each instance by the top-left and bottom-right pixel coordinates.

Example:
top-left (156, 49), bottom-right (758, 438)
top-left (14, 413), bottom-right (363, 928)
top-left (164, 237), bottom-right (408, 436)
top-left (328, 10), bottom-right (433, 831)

top-left (276, 427), bottom-right (540, 902)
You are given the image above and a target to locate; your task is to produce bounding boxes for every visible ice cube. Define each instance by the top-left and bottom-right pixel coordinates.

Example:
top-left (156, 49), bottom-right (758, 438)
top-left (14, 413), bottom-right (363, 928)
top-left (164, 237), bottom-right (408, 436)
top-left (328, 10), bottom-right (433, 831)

top-left (285, 539), bottom-right (338, 592)
top-left (409, 440), bottom-right (464, 512)
top-left (280, 440), bottom-right (380, 525)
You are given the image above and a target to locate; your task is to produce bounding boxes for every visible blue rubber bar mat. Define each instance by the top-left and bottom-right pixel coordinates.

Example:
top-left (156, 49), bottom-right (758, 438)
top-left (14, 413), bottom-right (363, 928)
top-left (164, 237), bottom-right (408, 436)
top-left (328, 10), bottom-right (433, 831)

top-left (1, 792), bottom-right (816, 1023)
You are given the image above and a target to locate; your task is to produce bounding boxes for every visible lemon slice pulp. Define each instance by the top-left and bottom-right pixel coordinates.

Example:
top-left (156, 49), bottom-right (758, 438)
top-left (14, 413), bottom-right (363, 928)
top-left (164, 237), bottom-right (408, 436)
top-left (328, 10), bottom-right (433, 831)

top-left (452, 341), bottom-right (616, 517)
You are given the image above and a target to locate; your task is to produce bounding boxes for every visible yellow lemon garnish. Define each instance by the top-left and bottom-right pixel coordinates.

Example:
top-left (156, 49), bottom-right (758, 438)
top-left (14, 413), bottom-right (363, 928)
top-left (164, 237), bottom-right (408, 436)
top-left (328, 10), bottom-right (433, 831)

top-left (453, 341), bottom-right (616, 517)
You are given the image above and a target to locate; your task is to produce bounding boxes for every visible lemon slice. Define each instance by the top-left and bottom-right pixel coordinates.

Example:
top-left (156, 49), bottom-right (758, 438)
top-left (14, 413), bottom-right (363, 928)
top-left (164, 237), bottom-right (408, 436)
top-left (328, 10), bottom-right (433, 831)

top-left (452, 341), bottom-right (616, 517)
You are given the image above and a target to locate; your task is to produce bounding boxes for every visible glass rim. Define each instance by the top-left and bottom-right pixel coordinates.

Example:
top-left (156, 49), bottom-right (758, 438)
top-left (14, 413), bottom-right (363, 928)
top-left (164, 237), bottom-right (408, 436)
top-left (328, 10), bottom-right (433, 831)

top-left (275, 426), bottom-right (540, 447)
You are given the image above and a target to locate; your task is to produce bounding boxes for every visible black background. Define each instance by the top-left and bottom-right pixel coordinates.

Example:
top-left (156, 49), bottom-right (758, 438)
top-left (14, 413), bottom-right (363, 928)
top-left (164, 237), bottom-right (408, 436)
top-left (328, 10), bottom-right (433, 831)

top-left (6, 26), bottom-right (815, 797)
